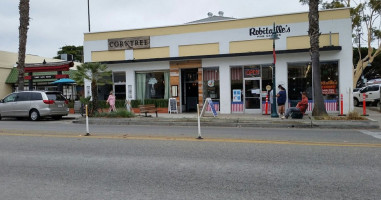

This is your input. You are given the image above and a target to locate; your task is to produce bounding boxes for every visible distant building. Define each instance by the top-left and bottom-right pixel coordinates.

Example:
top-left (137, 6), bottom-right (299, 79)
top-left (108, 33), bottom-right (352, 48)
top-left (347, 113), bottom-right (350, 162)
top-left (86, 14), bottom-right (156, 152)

top-left (0, 50), bottom-right (81, 99)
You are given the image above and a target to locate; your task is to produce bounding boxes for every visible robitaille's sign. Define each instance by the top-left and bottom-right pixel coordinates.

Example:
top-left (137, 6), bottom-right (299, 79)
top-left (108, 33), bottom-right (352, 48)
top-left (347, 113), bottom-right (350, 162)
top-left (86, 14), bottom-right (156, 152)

top-left (249, 24), bottom-right (291, 38)
top-left (108, 36), bottom-right (150, 50)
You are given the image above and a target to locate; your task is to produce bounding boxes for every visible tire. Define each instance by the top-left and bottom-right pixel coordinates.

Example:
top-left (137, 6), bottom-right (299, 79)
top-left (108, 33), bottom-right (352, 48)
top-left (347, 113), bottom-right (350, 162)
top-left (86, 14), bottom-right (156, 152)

top-left (354, 98), bottom-right (359, 107)
top-left (52, 116), bottom-right (62, 120)
top-left (29, 109), bottom-right (40, 121)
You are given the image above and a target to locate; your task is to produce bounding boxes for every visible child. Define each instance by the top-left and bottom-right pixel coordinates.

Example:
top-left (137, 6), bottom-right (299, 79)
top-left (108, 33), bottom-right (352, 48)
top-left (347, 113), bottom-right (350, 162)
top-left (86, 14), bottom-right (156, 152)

top-left (106, 91), bottom-right (116, 112)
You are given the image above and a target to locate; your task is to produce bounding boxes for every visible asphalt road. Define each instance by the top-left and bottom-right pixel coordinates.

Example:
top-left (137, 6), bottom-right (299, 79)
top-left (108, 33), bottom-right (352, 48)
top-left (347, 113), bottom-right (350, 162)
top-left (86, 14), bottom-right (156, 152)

top-left (0, 119), bottom-right (381, 199)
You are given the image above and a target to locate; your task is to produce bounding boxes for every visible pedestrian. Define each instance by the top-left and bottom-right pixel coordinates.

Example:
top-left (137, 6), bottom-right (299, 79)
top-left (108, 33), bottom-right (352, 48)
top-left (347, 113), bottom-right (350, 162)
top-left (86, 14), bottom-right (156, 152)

top-left (282, 92), bottom-right (308, 119)
top-left (276, 85), bottom-right (286, 116)
top-left (107, 91), bottom-right (116, 112)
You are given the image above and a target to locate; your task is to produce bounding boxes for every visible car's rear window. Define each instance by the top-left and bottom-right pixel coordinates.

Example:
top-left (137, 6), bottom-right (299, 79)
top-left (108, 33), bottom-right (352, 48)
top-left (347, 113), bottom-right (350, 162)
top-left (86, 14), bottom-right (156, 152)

top-left (47, 93), bottom-right (66, 101)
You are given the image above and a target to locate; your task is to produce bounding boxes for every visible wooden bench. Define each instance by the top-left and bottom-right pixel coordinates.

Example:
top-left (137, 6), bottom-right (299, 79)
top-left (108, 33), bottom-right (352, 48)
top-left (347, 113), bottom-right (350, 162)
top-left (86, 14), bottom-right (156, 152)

top-left (138, 104), bottom-right (158, 117)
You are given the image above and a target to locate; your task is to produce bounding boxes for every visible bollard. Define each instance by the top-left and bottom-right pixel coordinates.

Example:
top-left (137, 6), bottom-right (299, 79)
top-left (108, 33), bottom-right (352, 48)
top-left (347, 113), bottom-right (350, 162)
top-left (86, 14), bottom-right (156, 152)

top-left (84, 104), bottom-right (91, 136)
top-left (362, 93), bottom-right (369, 116)
top-left (338, 93), bottom-right (346, 116)
top-left (196, 104), bottom-right (203, 139)
top-left (264, 94), bottom-right (269, 115)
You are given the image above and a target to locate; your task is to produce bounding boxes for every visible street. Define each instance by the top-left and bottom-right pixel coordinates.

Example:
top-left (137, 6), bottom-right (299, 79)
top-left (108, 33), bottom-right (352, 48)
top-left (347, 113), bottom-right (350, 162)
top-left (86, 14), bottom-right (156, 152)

top-left (0, 119), bottom-right (381, 199)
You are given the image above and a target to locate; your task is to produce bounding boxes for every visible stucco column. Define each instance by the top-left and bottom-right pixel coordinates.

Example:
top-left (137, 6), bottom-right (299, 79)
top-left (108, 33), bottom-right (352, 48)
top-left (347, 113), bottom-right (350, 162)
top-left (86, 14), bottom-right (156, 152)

top-left (219, 65), bottom-right (231, 114)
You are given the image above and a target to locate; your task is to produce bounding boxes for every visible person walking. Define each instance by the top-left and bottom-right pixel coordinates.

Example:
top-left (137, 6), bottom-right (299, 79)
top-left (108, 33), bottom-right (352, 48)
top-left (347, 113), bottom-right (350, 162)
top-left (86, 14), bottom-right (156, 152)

top-left (276, 85), bottom-right (286, 116)
top-left (106, 91), bottom-right (116, 112)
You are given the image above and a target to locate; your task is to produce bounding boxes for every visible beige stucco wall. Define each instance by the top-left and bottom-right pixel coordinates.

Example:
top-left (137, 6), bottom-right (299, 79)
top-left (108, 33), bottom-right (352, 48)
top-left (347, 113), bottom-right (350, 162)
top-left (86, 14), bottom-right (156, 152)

top-left (0, 68), bottom-right (12, 98)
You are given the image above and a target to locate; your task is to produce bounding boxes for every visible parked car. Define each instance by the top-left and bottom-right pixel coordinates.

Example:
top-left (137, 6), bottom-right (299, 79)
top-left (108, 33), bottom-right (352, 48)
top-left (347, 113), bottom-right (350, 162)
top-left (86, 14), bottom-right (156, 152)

top-left (0, 91), bottom-right (69, 121)
top-left (353, 84), bottom-right (381, 106)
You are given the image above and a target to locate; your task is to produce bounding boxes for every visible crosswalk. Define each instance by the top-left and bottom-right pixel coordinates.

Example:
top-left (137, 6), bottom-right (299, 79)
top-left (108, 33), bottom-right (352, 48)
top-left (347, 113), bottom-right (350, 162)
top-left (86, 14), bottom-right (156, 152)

top-left (359, 130), bottom-right (381, 139)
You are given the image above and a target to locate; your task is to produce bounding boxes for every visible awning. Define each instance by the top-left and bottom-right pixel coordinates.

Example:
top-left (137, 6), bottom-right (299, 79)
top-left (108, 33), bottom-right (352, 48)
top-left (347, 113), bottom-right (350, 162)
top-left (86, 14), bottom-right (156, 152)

top-left (50, 78), bottom-right (76, 84)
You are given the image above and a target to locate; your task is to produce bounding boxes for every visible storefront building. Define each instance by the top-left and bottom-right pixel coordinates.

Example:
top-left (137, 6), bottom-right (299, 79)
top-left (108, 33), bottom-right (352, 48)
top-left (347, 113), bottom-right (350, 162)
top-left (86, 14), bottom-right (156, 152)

top-left (83, 8), bottom-right (352, 114)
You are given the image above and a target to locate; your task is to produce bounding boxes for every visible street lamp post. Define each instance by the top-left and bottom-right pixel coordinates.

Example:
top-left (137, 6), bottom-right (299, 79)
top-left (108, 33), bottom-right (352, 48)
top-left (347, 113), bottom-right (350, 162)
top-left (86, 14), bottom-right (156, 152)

top-left (270, 22), bottom-right (279, 118)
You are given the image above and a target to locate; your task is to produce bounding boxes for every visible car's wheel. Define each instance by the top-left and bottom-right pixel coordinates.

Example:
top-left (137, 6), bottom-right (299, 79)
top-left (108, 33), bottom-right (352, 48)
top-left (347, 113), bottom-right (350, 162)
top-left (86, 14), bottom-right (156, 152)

top-left (29, 109), bottom-right (40, 121)
top-left (52, 116), bottom-right (62, 120)
top-left (354, 98), bottom-right (359, 107)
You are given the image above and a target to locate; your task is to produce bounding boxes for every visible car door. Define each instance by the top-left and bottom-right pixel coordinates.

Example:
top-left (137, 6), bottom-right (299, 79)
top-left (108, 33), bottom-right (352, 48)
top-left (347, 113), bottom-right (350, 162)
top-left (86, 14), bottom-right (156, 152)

top-left (366, 85), bottom-right (379, 101)
top-left (0, 93), bottom-right (17, 117)
top-left (13, 92), bottom-right (31, 117)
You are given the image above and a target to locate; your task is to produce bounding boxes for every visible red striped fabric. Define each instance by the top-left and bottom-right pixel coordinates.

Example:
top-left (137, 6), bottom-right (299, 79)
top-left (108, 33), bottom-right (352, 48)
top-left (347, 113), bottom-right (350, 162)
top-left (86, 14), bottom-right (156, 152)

top-left (231, 67), bottom-right (242, 81)
top-left (206, 103), bottom-right (220, 111)
top-left (203, 69), bottom-right (219, 81)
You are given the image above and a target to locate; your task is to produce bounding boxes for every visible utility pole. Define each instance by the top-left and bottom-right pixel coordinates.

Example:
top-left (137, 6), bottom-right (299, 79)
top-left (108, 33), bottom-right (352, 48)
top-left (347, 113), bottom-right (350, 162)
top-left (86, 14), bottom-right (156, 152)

top-left (88, 0), bottom-right (91, 32)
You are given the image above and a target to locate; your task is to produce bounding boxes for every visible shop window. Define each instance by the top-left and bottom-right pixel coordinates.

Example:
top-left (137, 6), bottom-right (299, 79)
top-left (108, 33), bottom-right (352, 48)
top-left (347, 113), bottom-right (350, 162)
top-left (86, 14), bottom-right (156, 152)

top-left (288, 62), bottom-right (338, 110)
top-left (288, 63), bottom-right (312, 103)
top-left (203, 68), bottom-right (220, 103)
top-left (113, 72), bottom-right (126, 83)
top-left (231, 67), bottom-right (243, 112)
top-left (136, 71), bottom-right (170, 102)
top-left (113, 72), bottom-right (126, 100)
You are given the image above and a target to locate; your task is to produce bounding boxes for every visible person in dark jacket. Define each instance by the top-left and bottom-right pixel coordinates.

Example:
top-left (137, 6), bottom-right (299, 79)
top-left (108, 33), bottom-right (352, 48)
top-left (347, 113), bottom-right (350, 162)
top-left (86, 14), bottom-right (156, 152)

top-left (276, 85), bottom-right (286, 116)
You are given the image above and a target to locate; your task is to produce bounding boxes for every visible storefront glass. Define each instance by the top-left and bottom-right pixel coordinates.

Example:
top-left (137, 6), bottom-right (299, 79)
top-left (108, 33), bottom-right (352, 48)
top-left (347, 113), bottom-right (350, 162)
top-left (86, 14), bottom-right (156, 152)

top-left (287, 61), bottom-right (338, 111)
top-left (203, 68), bottom-right (220, 110)
top-left (113, 72), bottom-right (126, 99)
top-left (136, 71), bottom-right (170, 102)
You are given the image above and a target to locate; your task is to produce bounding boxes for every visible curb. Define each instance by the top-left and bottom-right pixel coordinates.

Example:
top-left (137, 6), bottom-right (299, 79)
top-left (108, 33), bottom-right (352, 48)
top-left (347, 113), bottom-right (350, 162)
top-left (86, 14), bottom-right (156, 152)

top-left (72, 117), bottom-right (380, 129)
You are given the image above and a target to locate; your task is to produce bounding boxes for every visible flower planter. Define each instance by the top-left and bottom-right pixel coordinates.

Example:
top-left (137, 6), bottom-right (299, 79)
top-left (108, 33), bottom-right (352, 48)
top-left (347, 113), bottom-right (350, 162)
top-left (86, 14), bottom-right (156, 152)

top-left (69, 108), bottom-right (75, 114)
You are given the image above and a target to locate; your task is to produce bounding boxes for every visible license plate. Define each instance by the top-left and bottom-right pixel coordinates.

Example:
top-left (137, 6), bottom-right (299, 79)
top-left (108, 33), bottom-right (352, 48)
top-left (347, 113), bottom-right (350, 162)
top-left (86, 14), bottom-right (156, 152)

top-left (58, 104), bottom-right (63, 108)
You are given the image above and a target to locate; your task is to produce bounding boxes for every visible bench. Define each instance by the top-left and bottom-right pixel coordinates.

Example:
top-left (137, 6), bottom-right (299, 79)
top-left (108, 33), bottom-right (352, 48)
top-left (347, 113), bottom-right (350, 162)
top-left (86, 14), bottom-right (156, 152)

top-left (138, 104), bottom-right (158, 117)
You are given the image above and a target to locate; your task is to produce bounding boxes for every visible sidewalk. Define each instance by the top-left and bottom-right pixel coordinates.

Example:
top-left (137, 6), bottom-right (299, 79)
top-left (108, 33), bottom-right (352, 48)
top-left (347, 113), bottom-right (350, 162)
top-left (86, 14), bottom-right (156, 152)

top-left (70, 108), bottom-right (381, 129)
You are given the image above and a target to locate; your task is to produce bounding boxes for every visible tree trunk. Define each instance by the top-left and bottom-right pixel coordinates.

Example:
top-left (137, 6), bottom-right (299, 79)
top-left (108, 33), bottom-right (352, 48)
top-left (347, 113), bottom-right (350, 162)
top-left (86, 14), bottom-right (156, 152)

top-left (309, 0), bottom-right (328, 116)
top-left (91, 80), bottom-right (98, 115)
top-left (17, 0), bottom-right (30, 91)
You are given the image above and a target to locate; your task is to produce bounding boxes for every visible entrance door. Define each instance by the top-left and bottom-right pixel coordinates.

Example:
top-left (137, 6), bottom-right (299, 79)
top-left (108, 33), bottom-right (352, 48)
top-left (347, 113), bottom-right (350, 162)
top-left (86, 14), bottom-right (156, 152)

top-left (244, 78), bottom-right (261, 113)
top-left (181, 68), bottom-right (198, 112)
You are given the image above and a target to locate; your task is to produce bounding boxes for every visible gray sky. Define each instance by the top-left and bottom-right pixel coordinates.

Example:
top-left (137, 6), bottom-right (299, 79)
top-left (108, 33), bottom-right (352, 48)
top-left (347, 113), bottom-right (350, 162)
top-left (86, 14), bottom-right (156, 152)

top-left (0, 0), bottom-right (308, 59)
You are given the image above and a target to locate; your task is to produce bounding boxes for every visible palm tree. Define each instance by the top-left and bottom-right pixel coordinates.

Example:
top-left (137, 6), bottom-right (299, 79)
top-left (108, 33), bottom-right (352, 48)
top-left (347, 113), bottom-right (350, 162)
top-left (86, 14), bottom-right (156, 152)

top-left (73, 62), bottom-right (112, 115)
top-left (308, 0), bottom-right (328, 116)
top-left (17, 0), bottom-right (30, 91)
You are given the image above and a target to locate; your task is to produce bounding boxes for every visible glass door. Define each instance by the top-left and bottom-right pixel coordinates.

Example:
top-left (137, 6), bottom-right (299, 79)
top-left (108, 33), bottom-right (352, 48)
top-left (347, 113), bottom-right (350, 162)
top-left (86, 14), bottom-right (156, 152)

top-left (244, 78), bottom-right (261, 113)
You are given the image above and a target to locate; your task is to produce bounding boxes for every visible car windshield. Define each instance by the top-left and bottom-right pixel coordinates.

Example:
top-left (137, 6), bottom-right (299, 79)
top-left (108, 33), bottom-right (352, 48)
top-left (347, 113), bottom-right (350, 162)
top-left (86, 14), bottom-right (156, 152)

top-left (46, 93), bottom-right (66, 101)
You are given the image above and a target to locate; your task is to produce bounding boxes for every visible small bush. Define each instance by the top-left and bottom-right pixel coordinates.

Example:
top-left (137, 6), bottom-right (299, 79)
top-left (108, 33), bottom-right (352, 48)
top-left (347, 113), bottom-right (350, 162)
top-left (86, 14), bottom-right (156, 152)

top-left (94, 109), bottom-right (135, 118)
top-left (314, 111), bottom-right (366, 120)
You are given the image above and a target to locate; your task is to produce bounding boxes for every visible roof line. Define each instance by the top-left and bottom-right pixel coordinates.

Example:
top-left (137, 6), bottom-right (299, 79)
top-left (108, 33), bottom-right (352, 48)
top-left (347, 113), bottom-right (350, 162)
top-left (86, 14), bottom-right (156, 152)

top-left (98, 46), bottom-right (341, 65)
top-left (84, 8), bottom-right (350, 35)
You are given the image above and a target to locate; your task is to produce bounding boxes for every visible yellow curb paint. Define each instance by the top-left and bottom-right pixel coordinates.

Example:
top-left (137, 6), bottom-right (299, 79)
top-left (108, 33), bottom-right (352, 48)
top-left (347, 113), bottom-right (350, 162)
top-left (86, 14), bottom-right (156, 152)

top-left (1, 132), bottom-right (381, 148)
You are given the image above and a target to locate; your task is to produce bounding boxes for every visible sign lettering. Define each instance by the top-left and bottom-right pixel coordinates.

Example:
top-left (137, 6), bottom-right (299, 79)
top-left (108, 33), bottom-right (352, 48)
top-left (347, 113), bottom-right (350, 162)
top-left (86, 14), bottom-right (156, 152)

top-left (249, 25), bottom-right (291, 38)
top-left (108, 36), bottom-right (150, 50)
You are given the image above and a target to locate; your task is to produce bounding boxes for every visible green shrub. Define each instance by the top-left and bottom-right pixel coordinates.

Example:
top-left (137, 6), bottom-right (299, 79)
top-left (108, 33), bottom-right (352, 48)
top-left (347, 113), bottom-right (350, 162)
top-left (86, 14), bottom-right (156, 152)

top-left (68, 100), bottom-right (74, 108)
top-left (94, 109), bottom-right (135, 118)
top-left (130, 99), bottom-right (168, 108)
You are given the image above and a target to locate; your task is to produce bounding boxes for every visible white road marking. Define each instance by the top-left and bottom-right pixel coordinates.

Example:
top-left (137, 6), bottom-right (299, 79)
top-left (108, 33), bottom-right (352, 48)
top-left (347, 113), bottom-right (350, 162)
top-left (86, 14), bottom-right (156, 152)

top-left (359, 130), bottom-right (381, 139)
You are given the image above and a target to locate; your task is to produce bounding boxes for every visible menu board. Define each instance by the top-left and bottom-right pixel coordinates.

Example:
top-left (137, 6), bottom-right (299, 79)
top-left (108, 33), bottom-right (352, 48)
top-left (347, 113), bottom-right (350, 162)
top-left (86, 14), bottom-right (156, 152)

top-left (168, 98), bottom-right (178, 114)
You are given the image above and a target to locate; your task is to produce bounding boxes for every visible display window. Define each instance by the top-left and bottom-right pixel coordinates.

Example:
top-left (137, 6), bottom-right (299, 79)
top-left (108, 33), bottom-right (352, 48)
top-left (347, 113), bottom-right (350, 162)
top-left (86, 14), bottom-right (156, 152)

top-left (287, 61), bottom-right (339, 111)
top-left (203, 68), bottom-right (220, 111)
top-left (136, 71), bottom-right (170, 102)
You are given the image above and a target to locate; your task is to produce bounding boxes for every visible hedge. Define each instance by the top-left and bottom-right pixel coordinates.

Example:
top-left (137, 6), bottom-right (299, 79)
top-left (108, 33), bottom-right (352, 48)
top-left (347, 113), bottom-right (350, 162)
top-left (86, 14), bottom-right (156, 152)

top-left (96, 99), bottom-right (169, 108)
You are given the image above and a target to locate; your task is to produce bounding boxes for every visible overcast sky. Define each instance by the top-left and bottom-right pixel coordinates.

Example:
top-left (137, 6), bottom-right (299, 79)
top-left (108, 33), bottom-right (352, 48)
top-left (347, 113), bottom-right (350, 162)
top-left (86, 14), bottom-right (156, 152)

top-left (0, 0), bottom-right (309, 59)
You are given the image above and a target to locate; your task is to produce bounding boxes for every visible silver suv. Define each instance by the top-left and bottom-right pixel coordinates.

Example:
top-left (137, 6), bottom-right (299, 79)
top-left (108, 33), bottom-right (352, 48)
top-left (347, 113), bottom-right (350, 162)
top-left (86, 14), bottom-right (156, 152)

top-left (0, 91), bottom-right (69, 121)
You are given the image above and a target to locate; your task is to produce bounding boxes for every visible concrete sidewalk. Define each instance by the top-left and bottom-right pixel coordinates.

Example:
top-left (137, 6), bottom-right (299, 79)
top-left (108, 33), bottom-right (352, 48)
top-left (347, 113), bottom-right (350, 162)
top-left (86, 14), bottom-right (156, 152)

top-left (70, 108), bottom-right (381, 129)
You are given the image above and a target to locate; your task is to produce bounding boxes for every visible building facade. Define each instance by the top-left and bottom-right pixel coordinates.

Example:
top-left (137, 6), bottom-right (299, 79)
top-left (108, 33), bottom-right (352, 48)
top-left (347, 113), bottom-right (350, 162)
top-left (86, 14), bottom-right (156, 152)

top-left (83, 8), bottom-right (353, 114)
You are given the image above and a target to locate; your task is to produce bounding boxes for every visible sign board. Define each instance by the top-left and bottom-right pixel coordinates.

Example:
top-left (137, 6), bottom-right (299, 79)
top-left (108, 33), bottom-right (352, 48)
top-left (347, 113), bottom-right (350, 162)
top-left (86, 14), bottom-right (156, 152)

top-left (108, 36), bottom-right (150, 50)
top-left (168, 98), bottom-right (178, 114)
top-left (233, 89), bottom-right (241, 102)
top-left (207, 98), bottom-right (218, 117)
